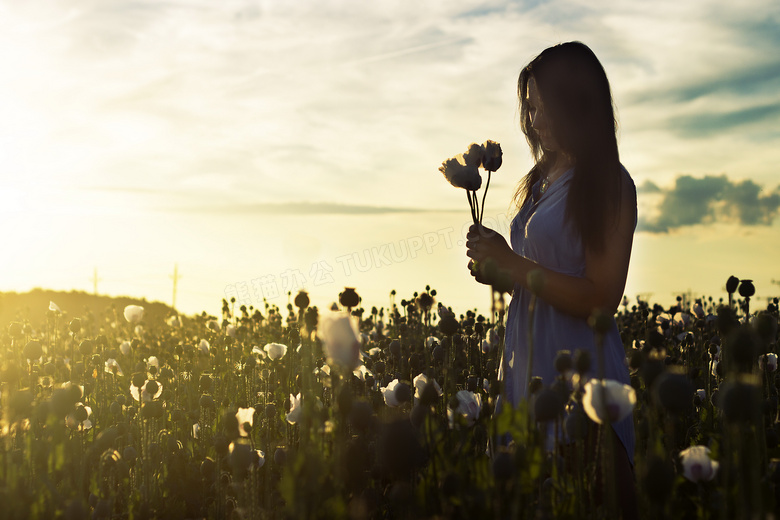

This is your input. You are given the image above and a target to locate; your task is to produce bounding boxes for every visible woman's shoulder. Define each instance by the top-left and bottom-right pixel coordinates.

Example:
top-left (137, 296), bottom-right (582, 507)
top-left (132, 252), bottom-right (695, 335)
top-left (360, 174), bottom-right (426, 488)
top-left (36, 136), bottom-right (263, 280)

top-left (618, 163), bottom-right (638, 225)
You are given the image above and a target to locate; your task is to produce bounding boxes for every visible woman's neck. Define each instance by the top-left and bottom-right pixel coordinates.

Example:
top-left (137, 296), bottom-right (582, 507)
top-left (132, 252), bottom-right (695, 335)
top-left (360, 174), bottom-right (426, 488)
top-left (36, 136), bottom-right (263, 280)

top-left (546, 155), bottom-right (574, 183)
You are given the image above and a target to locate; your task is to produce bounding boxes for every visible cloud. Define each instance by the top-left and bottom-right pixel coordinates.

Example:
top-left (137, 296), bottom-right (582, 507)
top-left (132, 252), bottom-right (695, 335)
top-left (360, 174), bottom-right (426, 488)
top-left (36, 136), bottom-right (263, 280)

top-left (636, 180), bottom-right (661, 194)
top-left (638, 175), bottom-right (780, 233)
top-left (667, 102), bottom-right (780, 138)
top-left (171, 201), bottom-right (458, 215)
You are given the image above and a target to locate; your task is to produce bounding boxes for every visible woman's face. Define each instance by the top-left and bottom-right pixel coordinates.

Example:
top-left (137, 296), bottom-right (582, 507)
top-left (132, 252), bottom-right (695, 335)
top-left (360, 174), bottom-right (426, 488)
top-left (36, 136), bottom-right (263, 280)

top-left (526, 77), bottom-right (561, 152)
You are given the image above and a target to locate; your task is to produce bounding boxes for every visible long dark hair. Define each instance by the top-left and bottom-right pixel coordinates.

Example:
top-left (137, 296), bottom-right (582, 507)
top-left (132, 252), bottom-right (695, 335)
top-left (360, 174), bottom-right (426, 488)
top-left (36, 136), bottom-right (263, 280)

top-left (514, 41), bottom-right (623, 253)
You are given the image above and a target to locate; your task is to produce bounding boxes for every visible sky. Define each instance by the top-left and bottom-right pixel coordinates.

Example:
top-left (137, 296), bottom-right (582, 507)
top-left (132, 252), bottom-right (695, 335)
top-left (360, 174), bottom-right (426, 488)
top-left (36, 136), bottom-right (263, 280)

top-left (1, 0), bottom-right (779, 319)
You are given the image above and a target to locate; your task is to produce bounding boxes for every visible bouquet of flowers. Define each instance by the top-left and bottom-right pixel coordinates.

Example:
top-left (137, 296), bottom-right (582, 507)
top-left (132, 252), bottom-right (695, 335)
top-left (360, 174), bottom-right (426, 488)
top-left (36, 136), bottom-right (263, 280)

top-left (438, 140), bottom-right (502, 225)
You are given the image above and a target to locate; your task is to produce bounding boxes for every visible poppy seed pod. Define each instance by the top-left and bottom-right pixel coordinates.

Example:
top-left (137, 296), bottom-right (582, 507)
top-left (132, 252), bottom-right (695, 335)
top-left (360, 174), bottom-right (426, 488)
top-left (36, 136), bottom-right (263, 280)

top-left (726, 275), bottom-right (740, 294)
top-left (23, 340), bottom-right (43, 360)
top-left (720, 378), bottom-right (762, 423)
top-left (304, 307), bottom-right (319, 331)
top-left (554, 350), bottom-right (573, 374)
top-left (492, 450), bottom-right (514, 481)
top-left (573, 349), bottom-right (592, 374)
top-left (69, 319), bottom-right (82, 334)
top-left (131, 373), bottom-right (146, 389)
top-left (738, 279), bottom-right (755, 298)
top-left (533, 387), bottom-right (564, 422)
top-left (564, 406), bottom-right (589, 441)
top-left (416, 292), bottom-right (434, 312)
top-left (588, 309), bottom-right (613, 336)
top-left (652, 369), bottom-right (694, 416)
top-left (145, 380), bottom-right (159, 396)
top-left (339, 288), bottom-right (360, 308)
top-left (294, 290), bottom-right (309, 309)
top-left (8, 322), bottom-right (23, 338)
top-left (438, 315), bottom-right (459, 336)
top-left (273, 447), bottom-right (287, 466)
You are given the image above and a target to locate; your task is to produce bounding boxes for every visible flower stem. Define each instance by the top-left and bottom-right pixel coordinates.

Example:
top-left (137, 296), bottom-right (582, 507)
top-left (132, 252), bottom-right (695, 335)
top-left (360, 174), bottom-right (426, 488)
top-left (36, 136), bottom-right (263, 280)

top-left (480, 170), bottom-right (492, 223)
top-left (466, 191), bottom-right (477, 225)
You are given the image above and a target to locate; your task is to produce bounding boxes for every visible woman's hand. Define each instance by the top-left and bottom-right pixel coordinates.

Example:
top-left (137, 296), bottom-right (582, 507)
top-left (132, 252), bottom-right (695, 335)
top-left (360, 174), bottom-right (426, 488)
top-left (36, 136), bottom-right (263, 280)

top-left (465, 224), bottom-right (513, 267)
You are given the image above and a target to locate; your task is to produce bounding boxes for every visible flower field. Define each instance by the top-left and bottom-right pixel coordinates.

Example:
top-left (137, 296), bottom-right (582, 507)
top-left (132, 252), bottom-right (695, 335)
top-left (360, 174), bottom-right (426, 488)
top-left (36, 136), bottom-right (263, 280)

top-left (0, 279), bottom-right (779, 519)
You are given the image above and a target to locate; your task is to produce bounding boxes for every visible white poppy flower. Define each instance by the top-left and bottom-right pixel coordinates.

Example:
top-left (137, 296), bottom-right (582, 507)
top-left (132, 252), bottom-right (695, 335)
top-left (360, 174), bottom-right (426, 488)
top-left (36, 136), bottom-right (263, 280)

top-left (198, 339), bottom-right (210, 354)
top-left (318, 311), bottom-right (360, 370)
top-left (66, 403), bottom-right (93, 431)
top-left (353, 365), bottom-right (373, 382)
top-left (236, 407), bottom-right (255, 437)
top-left (679, 445), bottom-right (719, 482)
top-left (49, 301), bottom-right (62, 313)
top-left (582, 379), bottom-right (636, 424)
top-left (120, 341), bottom-right (132, 356)
top-left (264, 343), bottom-right (288, 361)
top-left (413, 373), bottom-right (442, 404)
top-left (439, 155), bottom-right (482, 190)
top-left (206, 320), bottom-right (220, 332)
top-left (130, 380), bottom-right (163, 402)
top-left (286, 393), bottom-right (302, 424)
top-left (760, 353), bottom-right (778, 372)
top-left (447, 390), bottom-right (482, 428)
top-left (167, 315), bottom-right (182, 328)
top-left (104, 358), bottom-right (124, 377)
top-left (255, 449), bottom-right (265, 468)
top-left (123, 305), bottom-right (144, 324)
top-left (381, 379), bottom-right (402, 407)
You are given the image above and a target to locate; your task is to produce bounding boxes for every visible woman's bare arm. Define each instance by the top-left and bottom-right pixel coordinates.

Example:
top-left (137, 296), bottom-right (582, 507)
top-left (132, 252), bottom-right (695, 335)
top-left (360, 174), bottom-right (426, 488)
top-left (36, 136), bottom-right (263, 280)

top-left (466, 180), bottom-right (636, 319)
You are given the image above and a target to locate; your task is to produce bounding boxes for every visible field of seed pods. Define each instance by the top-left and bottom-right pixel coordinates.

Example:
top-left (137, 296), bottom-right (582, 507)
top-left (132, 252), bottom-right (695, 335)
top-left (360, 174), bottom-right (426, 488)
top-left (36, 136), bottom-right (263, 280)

top-left (0, 277), bottom-right (778, 519)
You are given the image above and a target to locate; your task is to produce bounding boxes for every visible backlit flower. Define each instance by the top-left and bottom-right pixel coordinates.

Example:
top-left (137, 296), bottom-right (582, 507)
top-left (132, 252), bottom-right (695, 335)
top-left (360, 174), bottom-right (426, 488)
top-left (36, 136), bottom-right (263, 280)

top-left (679, 445), bottom-right (718, 482)
top-left (120, 341), bottom-right (131, 356)
top-left (264, 342), bottom-right (288, 361)
top-left (198, 339), bottom-right (210, 354)
top-left (447, 390), bottom-right (482, 427)
top-left (413, 373), bottom-right (442, 404)
top-left (66, 403), bottom-right (93, 431)
top-left (123, 305), bottom-right (144, 324)
top-left (286, 393), bottom-right (302, 424)
top-left (49, 301), bottom-right (61, 313)
top-left (167, 315), bottom-right (182, 328)
top-left (759, 353), bottom-right (778, 372)
top-left (381, 379), bottom-right (403, 407)
top-left (104, 358), bottom-right (124, 377)
top-left (462, 143), bottom-right (483, 167)
top-left (353, 364), bottom-right (373, 382)
top-left (480, 140), bottom-right (502, 171)
top-left (130, 380), bottom-right (163, 402)
top-left (439, 156), bottom-right (482, 190)
top-left (236, 407), bottom-right (255, 437)
top-left (582, 379), bottom-right (636, 424)
top-left (318, 311), bottom-right (360, 370)
top-left (206, 320), bottom-right (220, 332)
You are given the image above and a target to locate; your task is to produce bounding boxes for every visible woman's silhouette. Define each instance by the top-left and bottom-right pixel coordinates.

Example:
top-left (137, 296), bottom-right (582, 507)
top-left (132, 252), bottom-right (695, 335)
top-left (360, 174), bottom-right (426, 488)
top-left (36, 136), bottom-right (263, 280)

top-left (465, 41), bottom-right (638, 517)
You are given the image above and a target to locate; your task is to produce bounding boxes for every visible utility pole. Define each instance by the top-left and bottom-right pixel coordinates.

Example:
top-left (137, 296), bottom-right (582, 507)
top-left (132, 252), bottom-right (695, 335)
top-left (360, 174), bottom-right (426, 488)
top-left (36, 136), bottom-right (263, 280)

top-left (90, 267), bottom-right (101, 295)
top-left (170, 264), bottom-right (182, 309)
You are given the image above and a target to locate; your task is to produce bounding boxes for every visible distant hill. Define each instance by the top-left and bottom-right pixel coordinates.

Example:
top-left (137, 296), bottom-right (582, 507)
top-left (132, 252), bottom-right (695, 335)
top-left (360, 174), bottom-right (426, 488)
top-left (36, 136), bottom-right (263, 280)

top-left (0, 289), bottom-right (177, 328)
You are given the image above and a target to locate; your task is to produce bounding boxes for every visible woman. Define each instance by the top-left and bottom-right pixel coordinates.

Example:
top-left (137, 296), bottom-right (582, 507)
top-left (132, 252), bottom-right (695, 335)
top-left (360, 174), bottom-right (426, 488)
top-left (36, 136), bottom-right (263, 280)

top-left (465, 41), bottom-right (637, 515)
